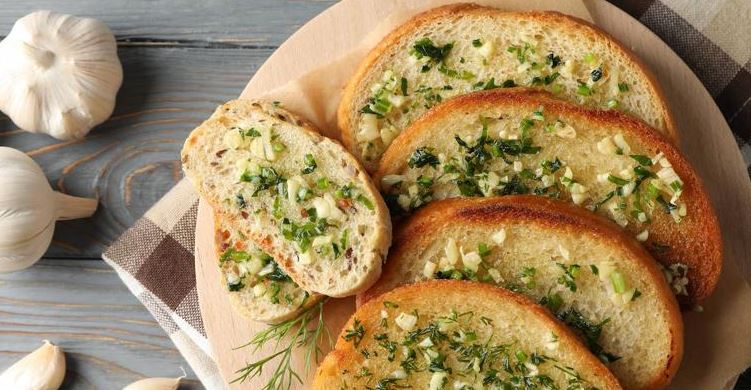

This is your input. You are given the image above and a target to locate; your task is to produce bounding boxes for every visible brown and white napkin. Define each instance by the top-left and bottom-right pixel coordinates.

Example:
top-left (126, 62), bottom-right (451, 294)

top-left (103, 1), bottom-right (751, 388)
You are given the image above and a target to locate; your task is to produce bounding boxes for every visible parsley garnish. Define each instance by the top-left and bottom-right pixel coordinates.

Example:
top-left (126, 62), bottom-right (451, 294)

top-left (343, 319), bottom-right (365, 347)
top-left (407, 147), bottom-right (440, 168)
top-left (301, 154), bottom-right (317, 174)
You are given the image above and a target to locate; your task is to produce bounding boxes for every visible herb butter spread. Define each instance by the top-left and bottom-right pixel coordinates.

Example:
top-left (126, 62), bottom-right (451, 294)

top-left (217, 226), bottom-right (310, 308)
top-left (381, 110), bottom-right (686, 232)
top-left (336, 305), bottom-right (603, 390)
top-left (222, 124), bottom-right (376, 266)
top-left (354, 33), bottom-right (656, 164)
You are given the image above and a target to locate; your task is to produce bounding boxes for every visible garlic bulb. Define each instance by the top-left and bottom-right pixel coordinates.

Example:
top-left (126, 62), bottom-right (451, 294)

top-left (0, 11), bottom-right (123, 140)
top-left (0, 340), bottom-right (66, 390)
top-left (0, 147), bottom-right (98, 273)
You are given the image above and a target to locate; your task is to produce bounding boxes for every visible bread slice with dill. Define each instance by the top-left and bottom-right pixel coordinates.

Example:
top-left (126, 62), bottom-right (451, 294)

top-left (315, 280), bottom-right (623, 390)
top-left (339, 3), bottom-right (676, 172)
top-left (182, 100), bottom-right (391, 297)
top-left (213, 212), bottom-right (325, 323)
top-left (359, 196), bottom-right (683, 390)
top-left (375, 88), bottom-right (720, 306)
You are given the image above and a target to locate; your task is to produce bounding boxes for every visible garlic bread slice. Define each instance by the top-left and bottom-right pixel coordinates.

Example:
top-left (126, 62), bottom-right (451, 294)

top-left (375, 89), bottom-right (720, 305)
top-left (340, 3), bottom-right (675, 171)
top-left (360, 196), bottom-right (683, 390)
top-left (315, 280), bottom-right (623, 390)
top-left (214, 212), bottom-right (324, 323)
top-left (182, 100), bottom-right (391, 297)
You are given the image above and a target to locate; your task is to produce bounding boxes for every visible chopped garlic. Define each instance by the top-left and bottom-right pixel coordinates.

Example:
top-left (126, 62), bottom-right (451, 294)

top-left (358, 113), bottom-right (380, 142)
top-left (388, 94), bottom-right (407, 108)
top-left (555, 122), bottom-right (577, 138)
top-left (286, 175), bottom-right (306, 204)
top-left (391, 369), bottom-right (407, 380)
top-left (597, 173), bottom-right (610, 183)
top-left (445, 238), bottom-right (460, 265)
top-left (419, 337), bottom-right (434, 348)
top-left (478, 40), bottom-right (496, 59)
top-left (462, 251), bottom-right (482, 272)
top-left (381, 174), bottom-right (405, 188)
top-left (395, 312), bottom-right (417, 331)
top-left (491, 229), bottom-right (507, 245)
top-left (596, 136), bottom-right (617, 155)
top-left (252, 284), bottom-right (266, 297)
top-left (541, 174), bottom-right (554, 188)
top-left (488, 268), bottom-right (503, 284)
top-left (224, 130), bottom-right (244, 149)
top-left (297, 251), bottom-right (314, 265)
top-left (613, 133), bottom-right (631, 154)
top-left (558, 244), bottom-right (570, 261)
top-left (380, 310), bottom-right (389, 319)
top-left (312, 235), bottom-right (332, 247)
top-left (397, 194), bottom-right (411, 210)
top-left (544, 332), bottom-right (559, 351)
top-left (250, 137), bottom-right (266, 160)
top-left (513, 161), bottom-right (523, 172)
top-left (423, 260), bottom-right (437, 278)
top-left (429, 372), bottom-right (448, 390)
top-left (636, 230), bottom-right (649, 242)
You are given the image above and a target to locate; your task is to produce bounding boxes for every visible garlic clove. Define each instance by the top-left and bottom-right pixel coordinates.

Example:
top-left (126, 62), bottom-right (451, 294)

top-left (0, 147), bottom-right (98, 273)
top-left (0, 11), bottom-right (123, 140)
top-left (123, 371), bottom-right (185, 390)
top-left (0, 340), bottom-right (66, 390)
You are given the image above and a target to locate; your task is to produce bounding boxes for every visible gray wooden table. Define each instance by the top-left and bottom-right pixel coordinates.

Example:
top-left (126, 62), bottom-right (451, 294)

top-left (0, 1), bottom-right (336, 388)
top-left (0, 1), bottom-right (749, 389)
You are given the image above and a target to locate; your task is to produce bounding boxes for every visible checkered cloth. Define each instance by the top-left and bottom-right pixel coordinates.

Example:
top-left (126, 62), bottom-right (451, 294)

top-left (102, 1), bottom-right (751, 388)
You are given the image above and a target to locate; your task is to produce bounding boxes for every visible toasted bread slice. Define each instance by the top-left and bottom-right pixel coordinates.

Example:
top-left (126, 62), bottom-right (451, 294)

top-left (339, 3), bottom-right (676, 171)
top-left (182, 100), bottom-right (391, 297)
top-left (213, 212), bottom-right (324, 323)
top-left (360, 196), bottom-right (683, 389)
top-left (315, 280), bottom-right (623, 390)
top-left (375, 89), bottom-right (720, 305)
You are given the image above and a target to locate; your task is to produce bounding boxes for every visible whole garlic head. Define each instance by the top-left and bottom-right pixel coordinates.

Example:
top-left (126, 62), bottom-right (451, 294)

top-left (0, 147), bottom-right (98, 273)
top-left (0, 11), bottom-right (123, 140)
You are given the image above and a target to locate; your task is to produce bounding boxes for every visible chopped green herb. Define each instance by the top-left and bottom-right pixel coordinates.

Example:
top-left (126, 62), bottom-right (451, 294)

top-left (546, 52), bottom-right (562, 68)
top-left (591, 67), bottom-right (603, 82)
top-left (576, 82), bottom-right (593, 96)
top-left (400, 77), bottom-right (408, 96)
top-left (302, 153), bottom-right (317, 174)
top-left (618, 82), bottom-right (629, 92)
top-left (557, 263), bottom-right (581, 292)
top-left (472, 38), bottom-right (483, 47)
top-left (630, 154), bottom-right (653, 166)
top-left (356, 194), bottom-right (375, 210)
top-left (407, 147), bottom-right (440, 168)
top-left (607, 174), bottom-right (630, 186)
top-left (343, 319), bottom-right (365, 347)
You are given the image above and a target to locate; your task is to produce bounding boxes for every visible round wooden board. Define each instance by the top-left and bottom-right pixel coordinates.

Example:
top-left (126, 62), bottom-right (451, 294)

top-left (196, 1), bottom-right (751, 389)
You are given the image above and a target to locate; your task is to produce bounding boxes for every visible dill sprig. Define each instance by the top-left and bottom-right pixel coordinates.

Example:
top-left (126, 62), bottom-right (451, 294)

top-left (232, 299), bottom-right (331, 389)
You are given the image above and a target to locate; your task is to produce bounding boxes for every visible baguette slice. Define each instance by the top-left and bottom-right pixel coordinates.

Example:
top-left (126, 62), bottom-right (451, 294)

top-left (375, 89), bottom-right (721, 305)
top-left (213, 212), bottom-right (324, 323)
top-left (360, 196), bottom-right (683, 390)
top-left (340, 3), bottom-right (676, 171)
top-left (315, 280), bottom-right (623, 390)
top-left (182, 100), bottom-right (391, 297)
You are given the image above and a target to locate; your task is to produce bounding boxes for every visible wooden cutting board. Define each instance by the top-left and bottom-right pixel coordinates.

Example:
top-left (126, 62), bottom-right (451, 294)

top-left (195, 1), bottom-right (751, 389)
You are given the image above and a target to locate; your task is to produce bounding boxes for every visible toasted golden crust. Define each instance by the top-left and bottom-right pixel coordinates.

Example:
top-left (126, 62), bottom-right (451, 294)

top-left (339, 3), bottom-right (677, 171)
top-left (315, 280), bottom-right (624, 390)
top-left (375, 88), bottom-right (720, 306)
top-left (359, 196), bottom-right (683, 389)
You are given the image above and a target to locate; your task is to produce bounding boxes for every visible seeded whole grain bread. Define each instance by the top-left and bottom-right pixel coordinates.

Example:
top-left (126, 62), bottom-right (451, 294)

top-left (360, 196), bottom-right (683, 390)
top-left (213, 212), bottom-right (324, 323)
top-left (339, 3), bottom-right (676, 171)
top-left (182, 100), bottom-right (391, 297)
top-left (315, 280), bottom-right (623, 390)
top-left (375, 89), bottom-right (720, 306)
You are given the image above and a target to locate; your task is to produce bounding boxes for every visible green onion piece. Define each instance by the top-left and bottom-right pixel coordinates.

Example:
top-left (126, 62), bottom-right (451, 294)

top-left (610, 271), bottom-right (627, 294)
top-left (607, 174), bottom-right (630, 186)
top-left (630, 154), bottom-right (653, 166)
top-left (606, 99), bottom-right (619, 109)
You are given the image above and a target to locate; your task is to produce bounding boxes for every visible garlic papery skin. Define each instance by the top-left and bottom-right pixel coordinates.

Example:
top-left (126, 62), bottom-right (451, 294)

top-left (123, 376), bottom-right (183, 390)
top-left (0, 147), bottom-right (98, 273)
top-left (0, 11), bottom-right (123, 140)
top-left (0, 340), bottom-right (66, 390)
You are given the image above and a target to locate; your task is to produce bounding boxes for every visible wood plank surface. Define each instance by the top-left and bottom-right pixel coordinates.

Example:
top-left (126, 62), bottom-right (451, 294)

top-left (0, 0), bottom-right (337, 45)
top-left (0, 259), bottom-right (202, 389)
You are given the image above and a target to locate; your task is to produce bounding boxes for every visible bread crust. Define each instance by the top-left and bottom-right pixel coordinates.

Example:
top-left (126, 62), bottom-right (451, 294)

top-left (182, 99), bottom-right (392, 297)
top-left (315, 280), bottom-right (624, 390)
top-left (339, 3), bottom-right (677, 172)
top-left (359, 195), bottom-right (684, 389)
top-left (375, 88), bottom-right (721, 306)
